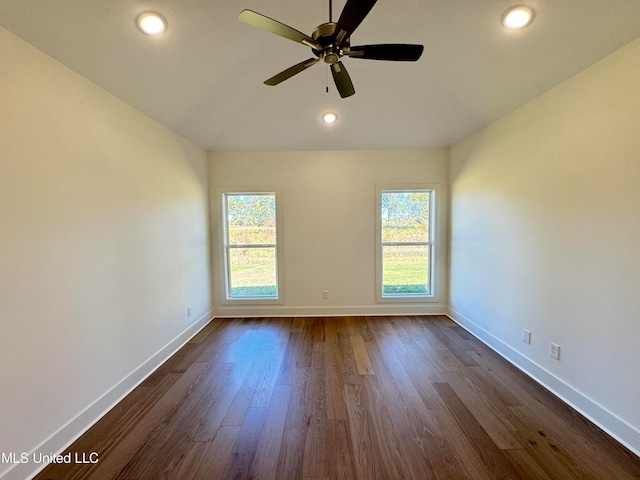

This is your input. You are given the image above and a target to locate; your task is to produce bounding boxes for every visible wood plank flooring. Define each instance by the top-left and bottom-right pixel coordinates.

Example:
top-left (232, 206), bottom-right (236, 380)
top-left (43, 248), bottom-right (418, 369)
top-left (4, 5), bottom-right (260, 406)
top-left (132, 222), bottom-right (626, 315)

top-left (35, 316), bottom-right (640, 480)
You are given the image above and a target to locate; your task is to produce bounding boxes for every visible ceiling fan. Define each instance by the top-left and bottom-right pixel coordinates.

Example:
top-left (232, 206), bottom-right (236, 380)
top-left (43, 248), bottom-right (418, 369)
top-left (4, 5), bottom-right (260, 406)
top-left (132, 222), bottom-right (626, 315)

top-left (239, 0), bottom-right (424, 98)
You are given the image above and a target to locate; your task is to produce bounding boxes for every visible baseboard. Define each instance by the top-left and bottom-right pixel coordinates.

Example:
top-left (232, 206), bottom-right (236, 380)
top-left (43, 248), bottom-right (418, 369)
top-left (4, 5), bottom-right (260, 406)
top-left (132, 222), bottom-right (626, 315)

top-left (214, 304), bottom-right (448, 318)
top-left (447, 306), bottom-right (640, 458)
top-left (1, 310), bottom-right (213, 480)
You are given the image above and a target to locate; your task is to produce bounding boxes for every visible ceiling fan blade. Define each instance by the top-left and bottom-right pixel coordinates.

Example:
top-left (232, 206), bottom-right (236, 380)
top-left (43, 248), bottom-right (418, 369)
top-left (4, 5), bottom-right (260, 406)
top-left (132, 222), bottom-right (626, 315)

top-left (334, 0), bottom-right (377, 45)
top-left (348, 44), bottom-right (424, 61)
top-left (264, 58), bottom-right (321, 86)
top-left (331, 61), bottom-right (355, 98)
top-left (239, 9), bottom-right (322, 50)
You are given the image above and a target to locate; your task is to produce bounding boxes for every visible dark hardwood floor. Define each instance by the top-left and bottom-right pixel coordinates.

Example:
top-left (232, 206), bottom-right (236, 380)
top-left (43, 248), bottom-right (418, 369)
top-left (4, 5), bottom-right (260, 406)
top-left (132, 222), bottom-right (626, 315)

top-left (36, 316), bottom-right (640, 479)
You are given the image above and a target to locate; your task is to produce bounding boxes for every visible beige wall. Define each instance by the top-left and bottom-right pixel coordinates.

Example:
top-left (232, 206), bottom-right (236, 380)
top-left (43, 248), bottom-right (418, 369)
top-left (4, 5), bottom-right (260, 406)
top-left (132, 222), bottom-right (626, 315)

top-left (0, 27), bottom-right (212, 479)
top-left (209, 149), bottom-right (449, 317)
top-left (449, 38), bottom-right (640, 454)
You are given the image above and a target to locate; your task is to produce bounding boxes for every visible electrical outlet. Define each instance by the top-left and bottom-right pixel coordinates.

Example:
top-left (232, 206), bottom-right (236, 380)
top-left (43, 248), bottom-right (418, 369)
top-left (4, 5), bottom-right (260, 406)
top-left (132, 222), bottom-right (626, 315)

top-left (322, 290), bottom-right (329, 300)
top-left (187, 306), bottom-right (192, 317)
top-left (550, 342), bottom-right (560, 360)
top-left (522, 329), bottom-right (531, 344)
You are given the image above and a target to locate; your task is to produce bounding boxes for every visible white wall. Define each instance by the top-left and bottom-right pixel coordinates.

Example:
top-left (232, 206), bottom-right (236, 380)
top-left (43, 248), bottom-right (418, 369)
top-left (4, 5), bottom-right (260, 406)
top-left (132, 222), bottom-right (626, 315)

top-left (449, 38), bottom-right (640, 454)
top-left (0, 27), bottom-right (212, 479)
top-left (209, 149), bottom-right (448, 317)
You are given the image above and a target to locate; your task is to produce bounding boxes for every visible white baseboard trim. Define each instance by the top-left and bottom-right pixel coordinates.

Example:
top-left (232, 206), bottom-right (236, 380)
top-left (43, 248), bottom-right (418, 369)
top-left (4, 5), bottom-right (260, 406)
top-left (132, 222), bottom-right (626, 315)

top-left (214, 304), bottom-right (448, 318)
top-left (1, 310), bottom-right (213, 480)
top-left (447, 306), bottom-right (640, 458)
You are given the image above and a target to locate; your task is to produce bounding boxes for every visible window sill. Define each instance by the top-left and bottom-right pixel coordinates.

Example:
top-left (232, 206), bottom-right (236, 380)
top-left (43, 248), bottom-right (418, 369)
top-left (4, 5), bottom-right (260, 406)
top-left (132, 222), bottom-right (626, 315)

top-left (220, 297), bottom-right (284, 306)
top-left (376, 294), bottom-right (439, 304)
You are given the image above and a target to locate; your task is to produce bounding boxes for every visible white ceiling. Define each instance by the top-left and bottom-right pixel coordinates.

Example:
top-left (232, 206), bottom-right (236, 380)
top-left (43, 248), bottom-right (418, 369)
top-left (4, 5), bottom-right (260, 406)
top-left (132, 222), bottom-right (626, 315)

top-left (1, 0), bottom-right (640, 151)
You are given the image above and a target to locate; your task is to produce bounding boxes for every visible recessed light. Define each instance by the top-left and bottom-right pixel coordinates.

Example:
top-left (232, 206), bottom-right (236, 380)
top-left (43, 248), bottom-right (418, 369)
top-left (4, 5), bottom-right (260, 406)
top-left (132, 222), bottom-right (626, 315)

top-left (137, 12), bottom-right (167, 36)
top-left (322, 112), bottom-right (338, 124)
top-left (502, 6), bottom-right (534, 30)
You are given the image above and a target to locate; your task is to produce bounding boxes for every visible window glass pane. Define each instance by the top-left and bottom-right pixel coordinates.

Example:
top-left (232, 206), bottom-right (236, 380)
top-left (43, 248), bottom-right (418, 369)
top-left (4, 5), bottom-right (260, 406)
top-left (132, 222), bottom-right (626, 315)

top-left (227, 194), bottom-right (276, 245)
top-left (382, 245), bottom-right (430, 295)
top-left (228, 247), bottom-right (277, 298)
top-left (381, 192), bottom-right (430, 243)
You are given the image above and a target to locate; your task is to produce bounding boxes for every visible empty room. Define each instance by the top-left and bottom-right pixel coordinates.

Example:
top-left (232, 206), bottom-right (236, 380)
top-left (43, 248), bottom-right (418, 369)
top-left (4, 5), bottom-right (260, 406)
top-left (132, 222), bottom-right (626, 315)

top-left (1, 1), bottom-right (639, 479)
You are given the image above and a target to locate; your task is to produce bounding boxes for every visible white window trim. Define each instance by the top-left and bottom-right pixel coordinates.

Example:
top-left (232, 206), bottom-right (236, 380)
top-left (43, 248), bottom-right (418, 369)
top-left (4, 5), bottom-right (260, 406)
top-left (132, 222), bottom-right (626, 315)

top-left (375, 184), bottom-right (441, 303)
top-left (216, 187), bottom-right (284, 305)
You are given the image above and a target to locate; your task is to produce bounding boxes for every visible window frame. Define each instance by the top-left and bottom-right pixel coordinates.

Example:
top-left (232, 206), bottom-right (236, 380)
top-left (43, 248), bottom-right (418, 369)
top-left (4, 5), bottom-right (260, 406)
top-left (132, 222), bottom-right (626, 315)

top-left (217, 187), bottom-right (284, 305)
top-left (375, 184), bottom-right (440, 303)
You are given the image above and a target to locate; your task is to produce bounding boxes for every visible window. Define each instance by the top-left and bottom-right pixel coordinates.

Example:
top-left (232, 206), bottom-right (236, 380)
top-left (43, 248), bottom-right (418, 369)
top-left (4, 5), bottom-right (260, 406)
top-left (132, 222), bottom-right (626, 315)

top-left (220, 191), bottom-right (283, 302)
top-left (377, 186), bottom-right (437, 302)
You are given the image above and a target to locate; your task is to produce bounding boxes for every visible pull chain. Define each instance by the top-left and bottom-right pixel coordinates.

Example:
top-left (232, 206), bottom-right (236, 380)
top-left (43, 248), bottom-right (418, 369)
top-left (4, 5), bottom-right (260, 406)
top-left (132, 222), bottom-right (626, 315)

top-left (327, 0), bottom-right (332, 93)
top-left (326, 64), bottom-right (329, 93)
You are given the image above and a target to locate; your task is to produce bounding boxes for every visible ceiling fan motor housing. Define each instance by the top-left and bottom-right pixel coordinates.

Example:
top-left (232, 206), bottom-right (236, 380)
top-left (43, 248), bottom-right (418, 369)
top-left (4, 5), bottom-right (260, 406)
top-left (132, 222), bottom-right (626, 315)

top-left (312, 22), bottom-right (348, 64)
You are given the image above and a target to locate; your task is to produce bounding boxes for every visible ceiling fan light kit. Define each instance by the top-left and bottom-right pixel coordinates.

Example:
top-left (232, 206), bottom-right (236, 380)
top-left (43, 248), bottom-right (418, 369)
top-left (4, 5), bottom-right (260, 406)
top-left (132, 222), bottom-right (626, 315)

top-left (239, 0), bottom-right (424, 98)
